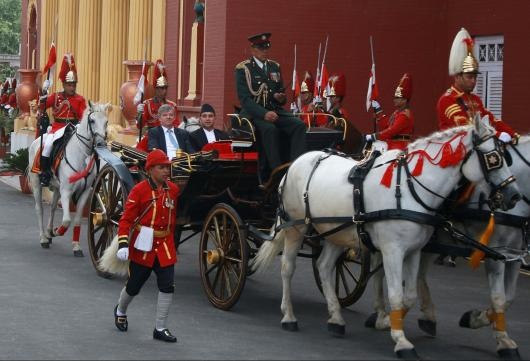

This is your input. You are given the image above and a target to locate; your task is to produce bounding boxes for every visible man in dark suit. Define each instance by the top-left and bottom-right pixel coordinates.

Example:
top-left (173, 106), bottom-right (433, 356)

top-left (189, 103), bottom-right (230, 151)
top-left (148, 104), bottom-right (195, 157)
top-left (235, 32), bottom-right (306, 179)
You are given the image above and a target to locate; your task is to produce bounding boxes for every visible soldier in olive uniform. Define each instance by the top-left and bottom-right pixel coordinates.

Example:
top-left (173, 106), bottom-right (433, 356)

top-left (235, 32), bottom-right (306, 180)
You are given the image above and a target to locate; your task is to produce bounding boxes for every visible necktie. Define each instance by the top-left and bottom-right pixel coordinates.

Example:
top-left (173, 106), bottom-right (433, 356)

top-left (167, 129), bottom-right (179, 149)
top-left (263, 62), bottom-right (268, 73)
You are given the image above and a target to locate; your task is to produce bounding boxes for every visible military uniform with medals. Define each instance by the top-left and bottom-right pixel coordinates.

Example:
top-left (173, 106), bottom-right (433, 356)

top-left (235, 33), bottom-right (306, 173)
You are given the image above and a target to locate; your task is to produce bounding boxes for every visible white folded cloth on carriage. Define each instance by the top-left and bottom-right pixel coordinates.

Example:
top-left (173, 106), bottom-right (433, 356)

top-left (134, 226), bottom-right (154, 252)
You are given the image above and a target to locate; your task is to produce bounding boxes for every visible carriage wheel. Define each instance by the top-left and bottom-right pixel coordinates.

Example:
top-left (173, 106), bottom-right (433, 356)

top-left (199, 203), bottom-right (248, 310)
top-left (87, 165), bottom-right (129, 277)
top-left (312, 243), bottom-right (371, 307)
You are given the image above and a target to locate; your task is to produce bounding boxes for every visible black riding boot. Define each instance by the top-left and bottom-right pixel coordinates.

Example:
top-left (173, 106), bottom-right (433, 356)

top-left (39, 156), bottom-right (52, 187)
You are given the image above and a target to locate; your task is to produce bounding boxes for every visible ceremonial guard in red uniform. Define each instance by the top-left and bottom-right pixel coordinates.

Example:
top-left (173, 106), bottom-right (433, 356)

top-left (136, 59), bottom-right (178, 152)
top-left (437, 28), bottom-right (518, 142)
top-left (366, 73), bottom-right (414, 150)
top-left (114, 149), bottom-right (179, 343)
top-left (39, 53), bottom-right (87, 186)
top-left (298, 71), bottom-right (328, 127)
top-left (326, 74), bottom-right (349, 121)
top-left (0, 80), bottom-right (9, 113)
top-left (6, 78), bottom-right (17, 112)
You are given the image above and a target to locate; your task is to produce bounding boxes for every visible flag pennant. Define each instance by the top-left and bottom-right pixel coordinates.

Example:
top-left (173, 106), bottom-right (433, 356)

top-left (133, 61), bottom-right (149, 105)
top-left (42, 42), bottom-right (57, 75)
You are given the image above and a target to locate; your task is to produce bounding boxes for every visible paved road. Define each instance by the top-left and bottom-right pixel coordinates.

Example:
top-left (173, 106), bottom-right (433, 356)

top-left (1, 181), bottom-right (529, 360)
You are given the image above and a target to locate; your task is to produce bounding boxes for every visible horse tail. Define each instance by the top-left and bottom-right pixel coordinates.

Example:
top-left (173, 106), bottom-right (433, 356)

top-left (98, 235), bottom-right (129, 277)
top-left (251, 223), bottom-right (285, 274)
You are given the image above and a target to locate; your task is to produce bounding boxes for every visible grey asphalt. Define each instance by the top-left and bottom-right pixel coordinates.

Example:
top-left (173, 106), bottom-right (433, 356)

top-left (0, 180), bottom-right (529, 360)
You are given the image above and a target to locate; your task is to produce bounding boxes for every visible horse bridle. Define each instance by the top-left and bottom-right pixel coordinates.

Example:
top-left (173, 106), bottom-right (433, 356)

top-left (461, 133), bottom-right (516, 209)
top-left (75, 110), bottom-right (107, 151)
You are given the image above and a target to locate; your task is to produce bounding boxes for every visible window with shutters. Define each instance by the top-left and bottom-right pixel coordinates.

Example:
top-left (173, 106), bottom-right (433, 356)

top-left (473, 35), bottom-right (504, 118)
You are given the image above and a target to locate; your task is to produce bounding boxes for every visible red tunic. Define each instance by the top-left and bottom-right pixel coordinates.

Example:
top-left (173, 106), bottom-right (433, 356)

top-left (138, 97), bottom-right (178, 129)
top-left (376, 108), bottom-right (414, 150)
top-left (45, 92), bottom-right (87, 133)
top-left (300, 104), bottom-right (328, 127)
top-left (118, 178), bottom-right (179, 268)
top-left (437, 86), bottom-right (515, 135)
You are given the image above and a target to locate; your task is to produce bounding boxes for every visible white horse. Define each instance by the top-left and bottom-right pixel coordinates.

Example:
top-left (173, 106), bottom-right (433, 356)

top-left (367, 134), bottom-right (530, 359)
top-left (178, 116), bottom-right (201, 133)
top-left (252, 118), bottom-right (521, 359)
top-left (28, 102), bottom-right (110, 256)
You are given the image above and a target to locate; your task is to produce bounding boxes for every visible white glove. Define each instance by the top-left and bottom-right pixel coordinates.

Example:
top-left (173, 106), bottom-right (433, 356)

top-left (498, 132), bottom-right (512, 143)
top-left (136, 103), bottom-right (145, 113)
top-left (371, 100), bottom-right (381, 109)
top-left (42, 79), bottom-right (51, 92)
top-left (365, 134), bottom-right (376, 142)
top-left (116, 247), bottom-right (129, 261)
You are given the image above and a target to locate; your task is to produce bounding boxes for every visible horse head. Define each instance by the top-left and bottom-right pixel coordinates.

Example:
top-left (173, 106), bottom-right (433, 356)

top-left (178, 116), bottom-right (201, 133)
top-left (83, 101), bottom-right (110, 148)
top-left (461, 114), bottom-right (521, 211)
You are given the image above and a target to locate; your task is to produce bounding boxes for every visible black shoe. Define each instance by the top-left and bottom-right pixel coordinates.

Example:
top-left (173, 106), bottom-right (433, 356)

top-left (153, 328), bottom-right (177, 343)
top-left (114, 305), bottom-right (128, 332)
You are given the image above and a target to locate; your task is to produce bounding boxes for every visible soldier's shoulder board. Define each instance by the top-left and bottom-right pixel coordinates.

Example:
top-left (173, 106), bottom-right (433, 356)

top-left (268, 59), bottom-right (280, 67)
top-left (235, 60), bottom-right (250, 70)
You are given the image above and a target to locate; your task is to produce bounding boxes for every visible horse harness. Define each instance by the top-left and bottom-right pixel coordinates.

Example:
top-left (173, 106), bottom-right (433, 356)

top-left (276, 132), bottom-right (518, 262)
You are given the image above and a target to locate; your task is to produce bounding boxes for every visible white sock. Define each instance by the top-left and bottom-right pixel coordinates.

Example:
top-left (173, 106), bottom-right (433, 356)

top-left (155, 291), bottom-right (173, 331)
top-left (117, 287), bottom-right (134, 315)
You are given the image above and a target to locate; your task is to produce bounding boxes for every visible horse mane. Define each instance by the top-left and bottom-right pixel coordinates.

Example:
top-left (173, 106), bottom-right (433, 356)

top-left (407, 125), bottom-right (471, 151)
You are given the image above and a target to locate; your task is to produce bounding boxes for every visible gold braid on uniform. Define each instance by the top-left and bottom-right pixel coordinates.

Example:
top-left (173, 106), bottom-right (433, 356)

top-left (243, 66), bottom-right (268, 107)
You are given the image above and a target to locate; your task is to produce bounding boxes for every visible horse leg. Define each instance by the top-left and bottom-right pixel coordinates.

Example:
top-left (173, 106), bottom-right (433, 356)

top-left (417, 253), bottom-right (437, 336)
top-left (280, 227), bottom-right (304, 331)
top-left (30, 174), bottom-right (50, 248)
top-left (382, 247), bottom-right (418, 359)
top-left (365, 252), bottom-right (390, 330)
top-left (46, 190), bottom-right (60, 240)
top-left (70, 189), bottom-right (92, 257)
top-left (486, 259), bottom-right (520, 359)
top-left (53, 189), bottom-right (72, 239)
top-left (317, 241), bottom-right (346, 336)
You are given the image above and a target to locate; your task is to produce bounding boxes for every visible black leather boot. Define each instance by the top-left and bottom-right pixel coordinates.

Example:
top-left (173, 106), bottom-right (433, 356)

top-left (39, 156), bottom-right (52, 187)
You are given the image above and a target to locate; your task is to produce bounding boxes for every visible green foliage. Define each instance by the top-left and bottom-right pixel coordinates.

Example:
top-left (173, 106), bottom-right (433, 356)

top-left (1, 147), bottom-right (28, 173)
top-left (0, 63), bottom-right (17, 80)
top-left (0, 0), bottom-right (21, 55)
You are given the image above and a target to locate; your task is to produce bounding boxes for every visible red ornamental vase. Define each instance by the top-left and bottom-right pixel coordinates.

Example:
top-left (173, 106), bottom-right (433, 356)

top-left (119, 60), bottom-right (154, 129)
top-left (19, 175), bottom-right (32, 194)
top-left (16, 69), bottom-right (41, 115)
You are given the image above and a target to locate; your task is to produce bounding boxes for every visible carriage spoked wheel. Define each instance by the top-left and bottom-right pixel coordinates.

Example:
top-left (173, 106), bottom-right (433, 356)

top-left (87, 165), bottom-right (129, 278)
top-left (312, 243), bottom-right (371, 307)
top-left (199, 203), bottom-right (248, 310)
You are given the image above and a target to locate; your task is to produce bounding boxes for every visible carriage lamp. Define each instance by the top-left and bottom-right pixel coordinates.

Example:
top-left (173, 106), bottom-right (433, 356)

top-left (206, 248), bottom-right (224, 265)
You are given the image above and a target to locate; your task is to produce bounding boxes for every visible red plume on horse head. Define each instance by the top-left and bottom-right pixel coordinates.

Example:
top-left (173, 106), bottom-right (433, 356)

top-left (58, 53), bottom-right (78, 83)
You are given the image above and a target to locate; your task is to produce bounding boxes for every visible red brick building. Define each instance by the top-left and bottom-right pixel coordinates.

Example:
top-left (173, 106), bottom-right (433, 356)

top-left (21, 0), bottom-right (530, 136)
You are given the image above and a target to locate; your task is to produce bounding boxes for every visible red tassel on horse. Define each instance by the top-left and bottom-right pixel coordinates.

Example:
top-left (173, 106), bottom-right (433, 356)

top-left (68, 156), bottom-right (96, 184)
top-left (411, 154), bottom-right (424, 176)
top-left (380, 163), bottom-right (395, 188)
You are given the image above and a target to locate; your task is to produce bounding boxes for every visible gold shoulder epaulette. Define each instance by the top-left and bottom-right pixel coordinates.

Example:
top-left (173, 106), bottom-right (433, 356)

top-left (235, 60), bottom-right (250, 70)
top-left (268, 59), bottom-right (280, 67)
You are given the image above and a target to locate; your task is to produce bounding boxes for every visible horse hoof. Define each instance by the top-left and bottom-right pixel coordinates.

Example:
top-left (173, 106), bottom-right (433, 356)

top-left (327, 322), bottom-right (345, 337)
top-left (418, 319), bottom-right (436, 337)
top-left (40, 242), bottom-right (50, 249)
top-left (395, 348), bottom-right (420, 360)
top-left (459, 310), bottom-right (474, 328)
top-left (73, 250), bottom-right (84, 258)
top-left (364, 312), bottom-right (378, 328)
top-left (281, 322), bottom-right (298, 332)
top-left (97, 270), bottom-right (113, 279)
top-left (498, 348), bottom-right (521, 360)
top-left (48, 238), bottom-right (53, 244)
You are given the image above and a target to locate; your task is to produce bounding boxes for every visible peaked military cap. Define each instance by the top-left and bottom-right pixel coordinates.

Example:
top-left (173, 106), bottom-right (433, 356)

top-left (248, 32), bottom-right (271, 50)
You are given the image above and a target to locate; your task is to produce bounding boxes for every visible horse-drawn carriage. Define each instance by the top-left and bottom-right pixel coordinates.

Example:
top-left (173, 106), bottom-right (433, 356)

top-left (87, 113), bottom-right (372, 310)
